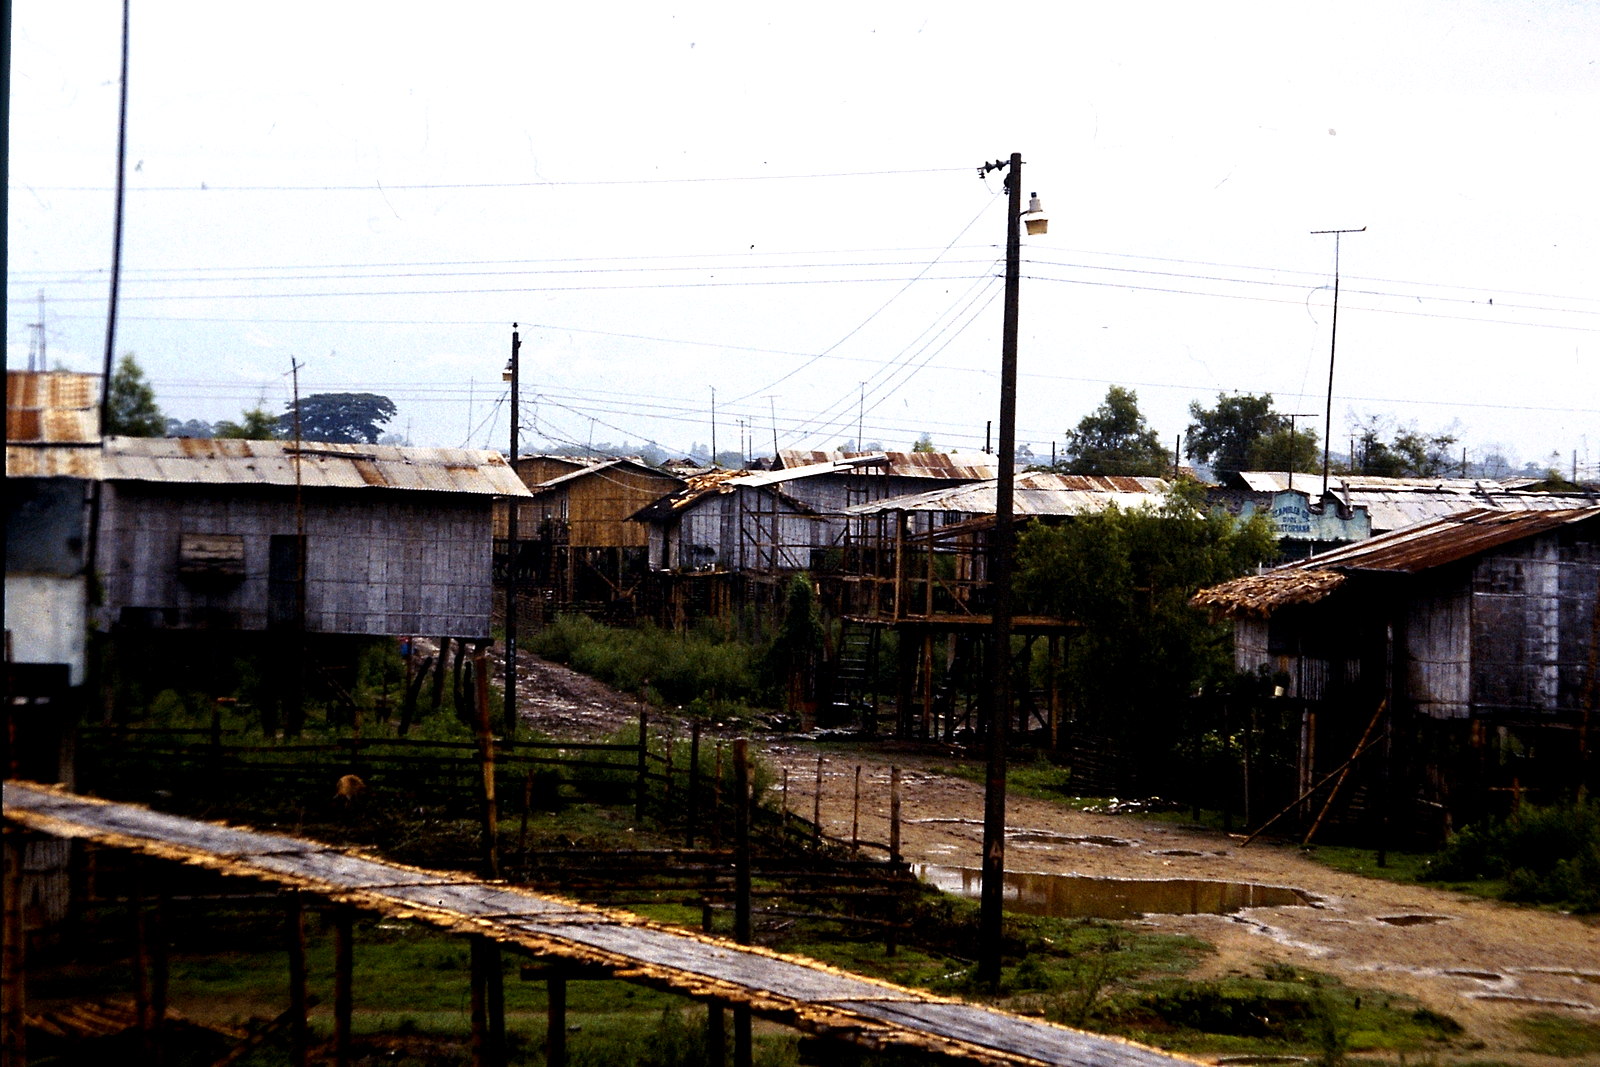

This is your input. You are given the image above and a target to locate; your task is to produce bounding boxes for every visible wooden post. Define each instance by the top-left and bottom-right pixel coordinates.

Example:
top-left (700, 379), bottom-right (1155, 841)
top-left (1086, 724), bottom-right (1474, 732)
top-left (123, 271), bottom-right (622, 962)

top-left (131, 860), bottom-right (167, 1059)
top-left (3, 830), bottom-right (26, 1067)
top-left (334, 907), bottom-right (354, 1067)
top-left (890, 766), bottom-right (901, 865)
top-left (812, 755), bottom-right (823, 848)
top-left (780, 767), bottom-right (790, 839)
top-left (285, 894), bottom-right (308, 1067)
top-left (547, 972), bottom-right (567, 1067)
top-left (474, 644), bottom-right (499, 877)
top-left (664, 734), bottom-right (675, 816)
top-left (712, 743), bottom-right (724, 849)
top-left (733, 740), bottom-right (752, 946)
top-left (851, 766), bottom-right (861, 851)
top-left (634, 707), bottom-right (649, 824)
top-left (469, 937), bottom-right (504, 1067)
top-left (687, 720), bottom-right (701, 848)
top-left (430, 636), bottom-right (449, 712)
top-left (734, 1003), bottom-right (753, 1067)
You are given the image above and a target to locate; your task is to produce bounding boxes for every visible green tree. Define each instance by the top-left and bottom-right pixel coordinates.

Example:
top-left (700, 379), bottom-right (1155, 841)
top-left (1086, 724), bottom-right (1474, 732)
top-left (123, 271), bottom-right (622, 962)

top-left (1249, 424), bottom-right (1320, 473)
top-left (1060, 386), bottom-right (1170, 476)
top-left (214, 406), bottom-right (285, 440)
top-left (1350, 416), bottom-right (1459, 477)
top-left (282, 392), bottom-right (397, 444)
top-left (912, 433), bottom-right (936, 453)
top-left (104, 354), bottom-right (166, 436)
top-left (1014, 483), bottom-right (1277, 787)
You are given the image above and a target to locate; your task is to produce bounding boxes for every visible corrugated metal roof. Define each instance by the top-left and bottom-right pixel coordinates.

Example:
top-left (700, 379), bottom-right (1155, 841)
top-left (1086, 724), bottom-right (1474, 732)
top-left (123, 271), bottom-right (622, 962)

top-left (778, 449), bottom-right (1001, 480)
top-left (1226, 470), bottom-right (1591, 531)
top-left (98, 437), bottom-right (532, 496)
top-left (1277, 506), bottom-right (1600, 573)
top-left (1193, 506), bottom-right (1600, 616)
top-left (6, 371), bottom-right (99, 445)
top-left (846, 472), bottom-right (1170, 517)
top-left (5, 443), bottom-right (104, 479)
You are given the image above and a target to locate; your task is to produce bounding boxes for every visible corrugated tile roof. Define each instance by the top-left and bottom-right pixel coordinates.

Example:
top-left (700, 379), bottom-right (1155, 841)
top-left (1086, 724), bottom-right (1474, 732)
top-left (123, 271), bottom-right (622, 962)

top-left (97, 437), bottom-right (532, 496)
top-left (778, 449), bottom-right (1001, 480)
top-left (846, 472), bottom-right (1170, 517)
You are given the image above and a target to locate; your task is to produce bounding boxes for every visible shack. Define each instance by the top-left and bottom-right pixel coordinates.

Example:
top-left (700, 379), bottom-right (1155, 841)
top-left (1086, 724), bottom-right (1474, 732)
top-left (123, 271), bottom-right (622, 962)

top-left (494, 456), bottom-right (684, 615)
top-left (95, 436), bottom-right (531, 637)
top-left (1193, 506), bottom-right (1600, 837)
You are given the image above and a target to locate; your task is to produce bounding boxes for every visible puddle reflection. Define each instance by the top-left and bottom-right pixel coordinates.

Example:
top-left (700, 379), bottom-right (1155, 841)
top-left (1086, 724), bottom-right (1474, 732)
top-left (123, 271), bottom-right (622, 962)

top-left (915, 864), bottom-right (1314, 919)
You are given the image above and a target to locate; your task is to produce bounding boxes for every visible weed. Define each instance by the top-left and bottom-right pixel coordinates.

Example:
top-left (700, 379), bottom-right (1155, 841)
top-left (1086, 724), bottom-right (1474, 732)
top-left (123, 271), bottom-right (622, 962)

top-left (1513, 1011), bottom-right (1600, 1058)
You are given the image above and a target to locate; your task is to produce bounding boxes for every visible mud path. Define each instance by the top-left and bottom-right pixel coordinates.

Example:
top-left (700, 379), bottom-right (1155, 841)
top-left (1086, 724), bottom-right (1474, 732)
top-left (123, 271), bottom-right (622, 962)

top-left (497, 647), bottom-right (1599, 1060)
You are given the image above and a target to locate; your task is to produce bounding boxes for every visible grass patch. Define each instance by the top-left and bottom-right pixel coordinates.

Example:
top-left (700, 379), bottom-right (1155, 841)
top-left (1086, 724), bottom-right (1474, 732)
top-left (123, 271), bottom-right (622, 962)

top-left (1514, 1011), bottom-right (1600, 1058)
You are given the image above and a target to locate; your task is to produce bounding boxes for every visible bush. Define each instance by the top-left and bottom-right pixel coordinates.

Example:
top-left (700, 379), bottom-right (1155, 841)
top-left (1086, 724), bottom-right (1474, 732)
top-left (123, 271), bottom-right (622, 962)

top-left (1423, 797), bottom-right (1600, 912)
top-left (530, 615), bottom-right (768, 708)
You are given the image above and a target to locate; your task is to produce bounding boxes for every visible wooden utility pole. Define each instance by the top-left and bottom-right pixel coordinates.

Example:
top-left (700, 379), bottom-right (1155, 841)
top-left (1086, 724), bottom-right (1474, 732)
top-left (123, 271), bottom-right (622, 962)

top-left (504, 325), bottom-right (520, 746)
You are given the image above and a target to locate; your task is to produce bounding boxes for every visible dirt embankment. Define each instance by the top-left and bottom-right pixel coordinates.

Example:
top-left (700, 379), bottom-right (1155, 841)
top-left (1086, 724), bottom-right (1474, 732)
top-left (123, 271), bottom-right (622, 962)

top-left (500, 647), bottom-right (1600, 1061)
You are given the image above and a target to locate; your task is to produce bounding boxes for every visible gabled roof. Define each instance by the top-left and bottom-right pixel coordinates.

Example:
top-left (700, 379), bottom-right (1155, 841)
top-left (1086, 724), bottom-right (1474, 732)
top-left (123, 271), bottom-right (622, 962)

top-left (845, 472), bottom-right (1170, 517)
top-left (1193, 506), bottom-right (1600, 617)
top-left (97, 437), bottom-right (532, 497)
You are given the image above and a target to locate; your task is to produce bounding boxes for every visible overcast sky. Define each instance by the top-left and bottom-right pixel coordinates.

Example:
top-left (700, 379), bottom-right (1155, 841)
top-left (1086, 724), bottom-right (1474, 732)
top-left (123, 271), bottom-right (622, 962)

top-left (8, 2), bottom-right (1598, 473)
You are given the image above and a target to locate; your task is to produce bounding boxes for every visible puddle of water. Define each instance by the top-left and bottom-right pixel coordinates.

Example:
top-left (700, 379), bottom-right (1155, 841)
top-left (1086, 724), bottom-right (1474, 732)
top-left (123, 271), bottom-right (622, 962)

top-left (1374, 914), bottom-right (1452, 927)
top-left (914, 864), bottom-right (1315, 920)
top-left (1010, 831), bottom-right (1133, 848)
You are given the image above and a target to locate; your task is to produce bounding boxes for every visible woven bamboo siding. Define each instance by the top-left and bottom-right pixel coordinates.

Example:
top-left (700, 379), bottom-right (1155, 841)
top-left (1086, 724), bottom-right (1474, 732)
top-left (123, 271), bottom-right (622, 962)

top-left (99, 483), bottom-right (494, 637)
top-left (494, 460), bottom-right (683, 544)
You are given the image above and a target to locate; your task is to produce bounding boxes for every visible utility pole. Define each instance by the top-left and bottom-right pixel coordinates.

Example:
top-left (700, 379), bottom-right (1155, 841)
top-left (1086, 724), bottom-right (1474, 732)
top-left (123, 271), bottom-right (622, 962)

top-left (98, 0), bottom-right (131, 436)
top-left (1312, 226), bottom-right (1365, 497)
top-left (1281, 413), bottom-right (1318, 493)
top-left (504, 325), bottom-right (521, 747)
top-left (710, 387), bottom-right (718, 467)
top-left (767, 396), bottom-right (780, 464)
top-left (975, 151), bottom-right (1043, 991)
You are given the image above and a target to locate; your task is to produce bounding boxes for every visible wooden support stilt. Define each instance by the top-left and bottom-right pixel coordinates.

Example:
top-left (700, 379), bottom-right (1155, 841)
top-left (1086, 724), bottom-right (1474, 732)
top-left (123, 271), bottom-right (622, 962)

top-left (473, 644), bottom-right (499, 878)
top-left (334, 907), bottom-right (354, 1067)
top-left (707, 1001), bottom-right (726, 1067)
top-left (469, 936), bottom-right (504, 1067)
top-left (284, 894), bottom-right (308, 1067)
top-left (851, 766), bottom-right (861, 851)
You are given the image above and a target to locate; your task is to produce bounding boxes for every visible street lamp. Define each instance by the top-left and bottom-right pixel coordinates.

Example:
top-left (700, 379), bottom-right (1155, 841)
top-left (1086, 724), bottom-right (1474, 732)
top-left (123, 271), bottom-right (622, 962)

top-left (974, 152), bottom-right (1041, 989)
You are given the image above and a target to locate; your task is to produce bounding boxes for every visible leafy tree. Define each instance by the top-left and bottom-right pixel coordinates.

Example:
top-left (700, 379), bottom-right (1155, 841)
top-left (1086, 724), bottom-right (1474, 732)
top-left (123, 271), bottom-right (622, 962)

top-left (1350, 416), bottom-right (1459, 477)
top-left (214, 406), bottom-right (284, 440)
top-left (1185, 393), bottom-right (1278, 475)
top-left (1015, 482), bottom-right (1278, 789)
top-left (1060, 386), bottom-right (1170, 477)
top-left (912, 433), bottom-right (936, 453)
top-left (104, 354), bottom-right (166, 436)
top-left (281, 392), bottom-right (397, 444)
top-left (1250, 424), bottom-right (1320, 473)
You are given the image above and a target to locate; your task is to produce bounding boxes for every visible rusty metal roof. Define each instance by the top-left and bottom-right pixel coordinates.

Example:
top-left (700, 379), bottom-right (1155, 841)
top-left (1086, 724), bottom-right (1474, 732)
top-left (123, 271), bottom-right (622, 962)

top-left (6, 371), bottom-right (99, 445)
top-left (846, 472), bottom-right (1170, 517)
top-left (98, 437), bottom-right (532, 496)
top-left (779, 449), bottom-right (1002, 480)
top-left (1193, 506), bottom-right (1600, 616)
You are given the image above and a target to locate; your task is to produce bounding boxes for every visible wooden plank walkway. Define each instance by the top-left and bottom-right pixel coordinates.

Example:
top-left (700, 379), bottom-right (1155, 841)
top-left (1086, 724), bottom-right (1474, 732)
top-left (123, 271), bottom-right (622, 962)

top-left (3, 781), bottom-right (1196, 1066)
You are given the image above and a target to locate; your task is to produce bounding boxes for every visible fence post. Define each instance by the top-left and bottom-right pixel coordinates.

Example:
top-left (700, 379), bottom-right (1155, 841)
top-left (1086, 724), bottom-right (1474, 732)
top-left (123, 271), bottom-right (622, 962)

top-left (733, 738), bottom-right (753, 1067)
top-left (634, 707), bottom-right (649, 824)
top-left (284, 893), bottom-right (308, 1067)
top-left (890, 766), bottom-right (901, 866)
top-left (334, 907), bottom-right (353, 1067)
top-left (812, 755), bottom-right (823, 849)
top-left (474, 644), bottom-right (499, 878)
top-left (687, 720), bottom-right (701, 848)
top-left (712, 743), bottom-right (724, 849)
top-left (852, 766), bottom-right (861, 851)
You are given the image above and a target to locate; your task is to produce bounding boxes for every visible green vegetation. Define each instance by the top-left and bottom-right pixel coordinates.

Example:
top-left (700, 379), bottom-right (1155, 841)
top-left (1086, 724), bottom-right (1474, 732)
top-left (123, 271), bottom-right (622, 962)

top-left (529, 614), bottom-right (769, 716)
top-left (1422, 798), bottom-right (1600, 912)
top-left (105, 352), bottom-right (166, 436)
top-left (1055, 385), bottom-right (1171, 477)
top-left (1514, 1011), bottom-right (1600, 1058)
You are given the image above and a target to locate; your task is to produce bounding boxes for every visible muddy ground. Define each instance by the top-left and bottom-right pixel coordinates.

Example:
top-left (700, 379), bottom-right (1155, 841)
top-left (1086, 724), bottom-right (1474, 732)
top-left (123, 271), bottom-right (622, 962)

top-left (497, 646), bottom-right (1600, 1063)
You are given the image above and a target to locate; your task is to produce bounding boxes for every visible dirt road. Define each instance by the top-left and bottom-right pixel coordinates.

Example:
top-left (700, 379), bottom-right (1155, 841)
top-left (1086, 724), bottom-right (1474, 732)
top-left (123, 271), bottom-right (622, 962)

top-left (502, 648), bottom-right (1600, 1060)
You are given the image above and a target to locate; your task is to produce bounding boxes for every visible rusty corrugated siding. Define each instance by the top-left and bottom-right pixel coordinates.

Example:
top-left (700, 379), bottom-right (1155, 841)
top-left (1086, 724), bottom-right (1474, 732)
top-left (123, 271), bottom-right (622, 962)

top-left (7, 370), bottom-right (99, 445)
